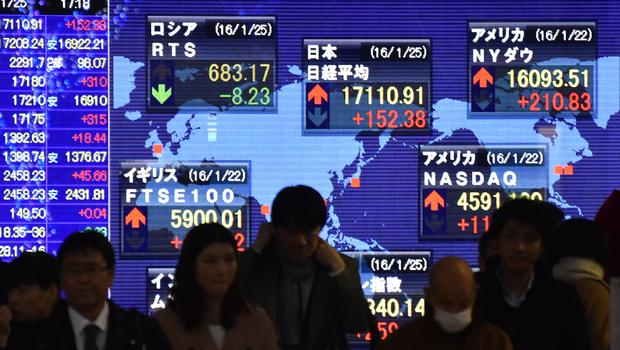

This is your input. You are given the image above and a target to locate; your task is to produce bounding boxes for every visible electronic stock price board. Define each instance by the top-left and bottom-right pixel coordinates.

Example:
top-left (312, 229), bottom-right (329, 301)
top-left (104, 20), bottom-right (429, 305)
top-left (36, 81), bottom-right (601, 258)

top-left (3, 1), bottom-right (620, 349)
top-left (0, 0), bottom-right (108, 260)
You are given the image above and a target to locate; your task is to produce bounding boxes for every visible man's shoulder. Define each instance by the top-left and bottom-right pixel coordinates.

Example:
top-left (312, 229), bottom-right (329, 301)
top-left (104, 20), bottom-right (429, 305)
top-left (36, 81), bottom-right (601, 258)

top-left (106, 301), bottom-right (171, 350)
top-left (107, 300), bottom-right (132, 321)
top-left (468, 320), bottom-right (513, 350)
top-left (388, 317), bottom-right (435, 341)
top-left (47, 300), bottom-right (72, 329)
top-left (108, 301), bottom-right (159, 327)
top-left (531, 273), bottom-right (581, 303)
top-left (380, 317), bottom-right (437, 349)
top-left (339, 252), bottom-right (358, 264)
top-left (473, 320), bottom-right (511, 339)
top-left (238, 245), bottom-right (277, 265)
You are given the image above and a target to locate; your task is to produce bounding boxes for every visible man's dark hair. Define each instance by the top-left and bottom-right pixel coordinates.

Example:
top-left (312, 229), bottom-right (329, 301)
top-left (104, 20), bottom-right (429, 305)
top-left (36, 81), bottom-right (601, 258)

top-left (58, 229), bottom-right (115, 268)
top-left (538, 201), bottom-right (565, 238)
top-left (271, 185), bottom-right (327, 232)
top-left (489, 198), bottom-right (563, 246)
top-left (6, 252), bottom-right (59, 291)
top-left (550, 218), bottom-right (607, 269)
top-left (169, 223), bottom-right (248, 330)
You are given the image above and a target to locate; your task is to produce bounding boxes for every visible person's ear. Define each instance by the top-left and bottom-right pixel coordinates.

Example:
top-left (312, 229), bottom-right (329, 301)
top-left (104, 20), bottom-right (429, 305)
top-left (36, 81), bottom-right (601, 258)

top-left (106, 266), bottom-right (116, 287)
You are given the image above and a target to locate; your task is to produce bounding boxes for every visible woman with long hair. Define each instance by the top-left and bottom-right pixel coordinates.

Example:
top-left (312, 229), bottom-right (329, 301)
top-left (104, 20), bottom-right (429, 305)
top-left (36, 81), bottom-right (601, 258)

top-left (156, 223), bottom-right (277, 350)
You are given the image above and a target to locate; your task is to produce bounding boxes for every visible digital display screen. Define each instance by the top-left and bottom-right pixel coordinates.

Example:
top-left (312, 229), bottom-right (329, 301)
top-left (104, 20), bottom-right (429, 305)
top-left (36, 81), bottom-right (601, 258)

top-left (0, 0), bottom-right (108, 259)
top-left (2, 1), bottom-right (619, 348)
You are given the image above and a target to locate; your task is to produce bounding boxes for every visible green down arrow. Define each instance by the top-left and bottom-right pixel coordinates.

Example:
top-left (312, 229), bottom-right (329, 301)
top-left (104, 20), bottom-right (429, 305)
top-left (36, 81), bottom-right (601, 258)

top-left (151, 84), bottom-right (172, 104)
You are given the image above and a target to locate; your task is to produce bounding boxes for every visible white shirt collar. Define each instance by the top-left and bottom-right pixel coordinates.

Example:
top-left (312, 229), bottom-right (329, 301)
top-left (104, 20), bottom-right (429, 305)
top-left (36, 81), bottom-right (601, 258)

top-left (68, 301), bottom-right (109, 338)
top-left (497, 268), bottom-right (534, 308)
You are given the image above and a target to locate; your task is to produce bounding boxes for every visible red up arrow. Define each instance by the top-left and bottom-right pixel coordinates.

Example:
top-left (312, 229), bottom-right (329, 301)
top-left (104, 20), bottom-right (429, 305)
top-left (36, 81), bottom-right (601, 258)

top-left (125, 207), bottom-right (146, 229)
top-left (307, 84), bottom-right (328, 105)
top-left (424, 190), bottom-right (445, 211)
top-left (473, 67), bottom-right (494, 88)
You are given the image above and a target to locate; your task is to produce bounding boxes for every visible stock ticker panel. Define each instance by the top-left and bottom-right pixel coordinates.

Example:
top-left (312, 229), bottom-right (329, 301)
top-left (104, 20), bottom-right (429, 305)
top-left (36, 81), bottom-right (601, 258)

top-left (0, 0), bottom-right (108, 260)
top-left (2, 0), bottom-right (620, 348)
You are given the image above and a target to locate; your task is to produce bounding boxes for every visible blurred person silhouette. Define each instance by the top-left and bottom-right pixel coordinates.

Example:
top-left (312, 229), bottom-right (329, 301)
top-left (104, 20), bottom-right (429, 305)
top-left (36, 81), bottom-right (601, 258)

top-left (550, 218), bottom-right (609, 350)
top-left (55, 229), bottom-right (171, 350)
top-left (0, 261), bottom-right (7, 349)
top-left (477, 231), bottom-right (498, 274)
top-left (381, 257), bottom-right (512, 350)
top-left (475, 231), bottom-right (499, 287)
top-left (1, 252), bottom-right (61, 350)
top-left (595, 190), bottom-right (620, 350)
top-left (536, 201), bottom-right (566, 268)
top-left (476, 199), bottom-right (588, 350)
top-left (238, 185), bottom-right (368, 350)
top-left (6, 252), bottom-right (59, 323)
top-left (156, 223), bottom-right (277, 350)
top-left (0, 308), bottom-right (8, 350)
top-left (0, 261), bottom-right (6, 305)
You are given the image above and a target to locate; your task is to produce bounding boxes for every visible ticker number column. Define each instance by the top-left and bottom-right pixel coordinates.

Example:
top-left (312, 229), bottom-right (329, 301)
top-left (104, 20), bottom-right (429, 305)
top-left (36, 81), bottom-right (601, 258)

top-left (0, 0), bottom-right (108, 260)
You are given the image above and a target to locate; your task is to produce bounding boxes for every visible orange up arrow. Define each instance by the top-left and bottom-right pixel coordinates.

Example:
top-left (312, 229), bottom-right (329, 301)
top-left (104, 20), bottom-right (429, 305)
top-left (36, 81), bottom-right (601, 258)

top-left (473, 67), bottom-right (494, 88)
top-left (125, 207), bottom-right (146, 229)
top-left (307, 84), bottom-right (328, 105)
top-left (424, 190), bottom-right (445, 211)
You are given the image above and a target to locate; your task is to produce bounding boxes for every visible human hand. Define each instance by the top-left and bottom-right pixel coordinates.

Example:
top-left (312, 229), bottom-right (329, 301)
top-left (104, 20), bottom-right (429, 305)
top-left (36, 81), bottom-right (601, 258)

top-left (315, 239), bottom-right (345, 273)
top-left (252, 222), bottom-right (275, 253)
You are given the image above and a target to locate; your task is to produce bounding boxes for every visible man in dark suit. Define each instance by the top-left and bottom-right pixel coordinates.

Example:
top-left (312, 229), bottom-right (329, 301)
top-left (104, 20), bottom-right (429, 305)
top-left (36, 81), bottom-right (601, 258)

top-left (54, 229), bottom-right (171, 350)
top-left (238, 185), bottom-right (369, 350)
top-left (1, 252), bottom-right (60, 350)
top-left (476, 199), bottom-right (588, 350)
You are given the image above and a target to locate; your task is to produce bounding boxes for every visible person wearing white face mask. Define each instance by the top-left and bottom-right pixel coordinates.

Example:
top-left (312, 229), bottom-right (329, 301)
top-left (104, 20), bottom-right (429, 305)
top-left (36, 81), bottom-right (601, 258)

top-left (432, 305), bottom-right (473, 334)
top-left (380, 257), bottom-right (512, 350)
